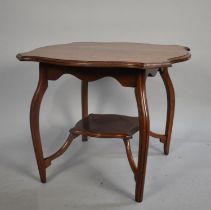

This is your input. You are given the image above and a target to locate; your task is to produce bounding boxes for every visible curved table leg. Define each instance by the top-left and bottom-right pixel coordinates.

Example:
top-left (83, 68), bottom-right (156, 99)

top-left (30, 64), bottom-right (79, 183)
top-left (81, 80), bottom-right (88, 142)
top-left (134, 72), bottom-right (150, 202)
top-left (30, 64), bottom-right (48, 183)
top-left (160, 67), bottom-right (175, 155)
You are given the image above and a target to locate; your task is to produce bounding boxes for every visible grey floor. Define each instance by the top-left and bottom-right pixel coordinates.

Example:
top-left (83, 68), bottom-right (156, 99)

top-left (1, 132), bottom-right (211, 210)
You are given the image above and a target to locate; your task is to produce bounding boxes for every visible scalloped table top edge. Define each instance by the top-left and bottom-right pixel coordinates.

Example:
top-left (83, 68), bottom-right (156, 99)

top-left (16, 42), bottom-right (191, 69)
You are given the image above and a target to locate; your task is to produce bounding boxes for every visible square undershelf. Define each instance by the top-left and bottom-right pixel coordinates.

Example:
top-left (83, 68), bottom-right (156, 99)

top-left (70, 114), bottom-right (139, 139)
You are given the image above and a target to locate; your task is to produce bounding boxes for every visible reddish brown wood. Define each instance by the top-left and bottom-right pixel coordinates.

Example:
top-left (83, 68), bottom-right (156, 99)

top-left (30, 64), bottom-right (79, 183)
top-left (30, 63), bottom-right (48, 183)
top-left (17, 42), bottom-right (190, 69)
top-left (70, 114), bottom-right (139, 139)
top-left (123, 139), bottom-right (137, 174)
top-left (149, 131), bottom-right (166, 143)
top-left (134, 72), bottom-right (150, 202)
top-left (44, 64), bottom-right (141, 87)
top-left (160, 67), bottom-right (175, 155)
top-left (44, 133), bottom-right (78, 168)
top-left (17, 42), bottom-right (191, 203)
top-left (81, 81), bottom-right (88, 141)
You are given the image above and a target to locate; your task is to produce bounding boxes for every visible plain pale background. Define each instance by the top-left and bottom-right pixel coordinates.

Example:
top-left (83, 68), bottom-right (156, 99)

top-left (0, 1), bottom-right (211, 209)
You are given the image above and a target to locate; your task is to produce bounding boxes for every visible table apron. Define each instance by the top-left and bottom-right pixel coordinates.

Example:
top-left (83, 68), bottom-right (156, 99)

top-left (41, 63), bottom-right (158, 87)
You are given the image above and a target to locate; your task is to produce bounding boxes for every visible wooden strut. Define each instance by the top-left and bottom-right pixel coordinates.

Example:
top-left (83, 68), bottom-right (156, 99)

top-left (149, 131), bottom-right (166, 143)
top-left (123, 139), bottom-right (137, 174)
top-left (44, 133), bottom-right (79, 168)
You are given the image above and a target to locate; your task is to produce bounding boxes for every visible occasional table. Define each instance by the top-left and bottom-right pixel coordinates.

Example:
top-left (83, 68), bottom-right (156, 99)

top-left (17, 42), bottom-right (191, 202)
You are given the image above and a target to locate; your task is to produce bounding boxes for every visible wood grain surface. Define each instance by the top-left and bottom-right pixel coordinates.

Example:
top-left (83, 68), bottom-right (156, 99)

top-left (70, 113), bottom-right (139, 139)
top-left (17, 42), bottom-right (190, 69)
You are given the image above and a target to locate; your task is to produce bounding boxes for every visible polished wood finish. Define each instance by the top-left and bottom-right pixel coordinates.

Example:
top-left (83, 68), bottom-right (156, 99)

top-left (149, 131), bottom-right (166, 143)
top-left (70, 114), bottom-right (139, 139)
top-left (160, 67), bottom-right (175, 155)
top-left (134, 72), bottom-right (150, 202)
top-left (39, 63), bottom-right (152, 87)
top-left (44, 133), bottom-right (78, 168)
top-left (147, 67), bottom-right (175, 154)
top-left (30, 64), bottom-right (48, 183)
top-left (81, 81), bottom-right (88, 141)
top-left (30, 63), bottom-right (79, 182)
top-left (123, 139), bottom-right (137, 174)
top-left (17, 42), bottom-right (190, 203)
top-left (17, 42), bottom-right (190, 69)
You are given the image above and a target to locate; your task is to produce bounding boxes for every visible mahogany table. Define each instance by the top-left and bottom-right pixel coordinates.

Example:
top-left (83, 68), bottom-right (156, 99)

top-left (17, 42), bottom-right (191, 202)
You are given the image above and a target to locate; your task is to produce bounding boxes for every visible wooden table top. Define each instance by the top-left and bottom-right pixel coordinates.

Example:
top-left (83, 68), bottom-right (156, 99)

top-left (17, 42), bottom-right (190, 69)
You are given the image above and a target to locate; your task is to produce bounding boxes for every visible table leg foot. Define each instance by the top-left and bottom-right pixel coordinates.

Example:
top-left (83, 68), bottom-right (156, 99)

top-left (134, 72), bottom-right (150, 202)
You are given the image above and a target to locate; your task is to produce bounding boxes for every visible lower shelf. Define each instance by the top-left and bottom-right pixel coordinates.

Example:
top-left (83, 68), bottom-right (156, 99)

top-left (70, 114), bottom-right (139, 139)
